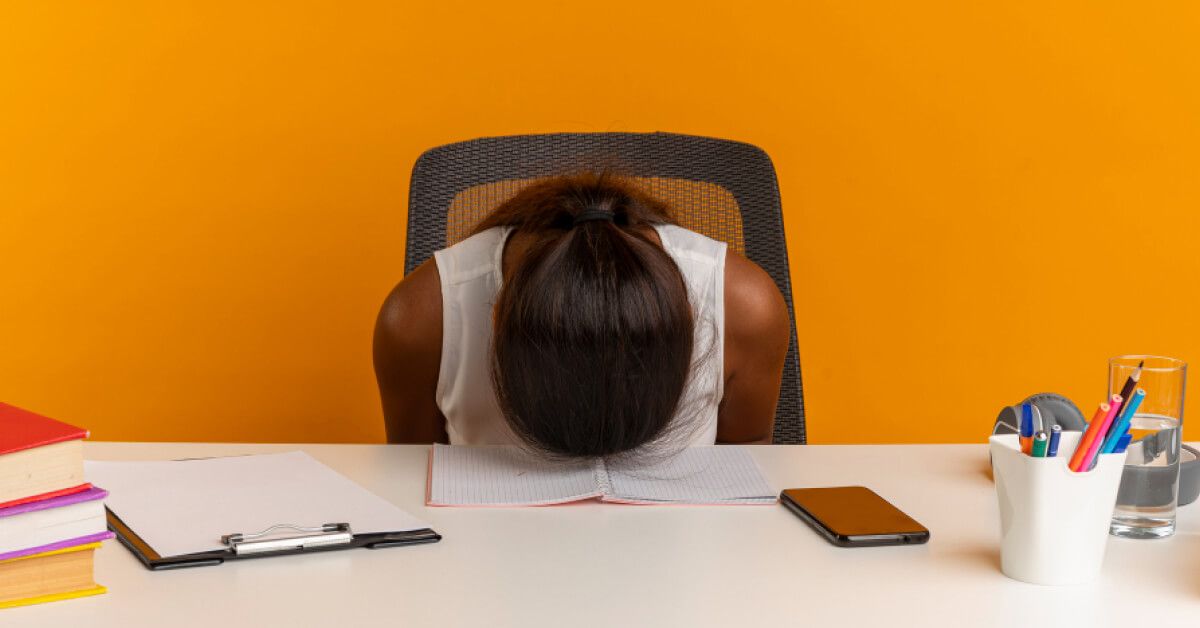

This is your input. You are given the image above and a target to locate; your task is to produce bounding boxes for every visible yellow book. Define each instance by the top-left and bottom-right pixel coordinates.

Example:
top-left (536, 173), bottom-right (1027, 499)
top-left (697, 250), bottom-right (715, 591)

top-left (0, 542), bottom-right (106, 609)
top-left (0, 585), bottom-right (107, 610)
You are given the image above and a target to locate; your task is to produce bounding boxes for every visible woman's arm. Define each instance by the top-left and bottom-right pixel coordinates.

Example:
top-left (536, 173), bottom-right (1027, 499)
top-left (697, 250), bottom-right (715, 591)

top-left (373, 259), bottom-right (449, 443)
top-left (717, 252), bottom-right (791, 444)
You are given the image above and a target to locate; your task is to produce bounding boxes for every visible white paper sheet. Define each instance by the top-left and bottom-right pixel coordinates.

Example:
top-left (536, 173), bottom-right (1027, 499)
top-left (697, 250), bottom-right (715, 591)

top-left (85, 451), bottom-right (429, 557)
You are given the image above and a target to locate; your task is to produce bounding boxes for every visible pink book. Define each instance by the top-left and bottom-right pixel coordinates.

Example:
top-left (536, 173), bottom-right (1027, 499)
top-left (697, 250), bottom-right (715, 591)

top-left (426, 444), bottom-right (776, 507)
top-left (0, 487), bottom-right (110, 560)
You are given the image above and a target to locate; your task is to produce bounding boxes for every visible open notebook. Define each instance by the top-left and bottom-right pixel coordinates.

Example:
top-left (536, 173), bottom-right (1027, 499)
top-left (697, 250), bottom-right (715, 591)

top-left (427, 444), bottom-right (776, 506)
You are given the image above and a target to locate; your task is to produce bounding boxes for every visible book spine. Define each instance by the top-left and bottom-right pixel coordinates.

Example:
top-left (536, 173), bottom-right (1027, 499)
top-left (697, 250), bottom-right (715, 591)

top-left (593, 458), bottom-right (612, 497)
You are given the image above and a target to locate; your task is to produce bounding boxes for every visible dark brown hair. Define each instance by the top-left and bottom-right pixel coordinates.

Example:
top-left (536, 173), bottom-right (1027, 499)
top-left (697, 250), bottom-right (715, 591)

top-left (475, 173), bottom-right (695, 458)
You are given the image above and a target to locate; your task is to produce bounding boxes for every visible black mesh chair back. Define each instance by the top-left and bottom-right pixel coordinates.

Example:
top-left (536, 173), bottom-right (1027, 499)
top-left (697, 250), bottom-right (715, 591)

top-left (405, 132), bottom-right (805, 443)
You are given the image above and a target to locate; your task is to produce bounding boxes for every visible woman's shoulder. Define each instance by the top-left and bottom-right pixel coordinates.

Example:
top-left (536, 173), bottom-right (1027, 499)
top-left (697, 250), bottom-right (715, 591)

top-left (723, 249), bottom-right (789, 347)
top-left (375, 258), bottom-right (443, 368)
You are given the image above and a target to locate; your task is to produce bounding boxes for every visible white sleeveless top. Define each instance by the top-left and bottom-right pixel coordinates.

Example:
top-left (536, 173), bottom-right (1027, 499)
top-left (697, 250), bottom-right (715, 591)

top-left (433, 224), bottom-right (726, 447)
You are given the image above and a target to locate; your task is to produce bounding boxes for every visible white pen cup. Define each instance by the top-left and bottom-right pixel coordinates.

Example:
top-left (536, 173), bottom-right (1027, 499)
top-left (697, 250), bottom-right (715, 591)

top-left (989, 433), bottom-right (1127, 585)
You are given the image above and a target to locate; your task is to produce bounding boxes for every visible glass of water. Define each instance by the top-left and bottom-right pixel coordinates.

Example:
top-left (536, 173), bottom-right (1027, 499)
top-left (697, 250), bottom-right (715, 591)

top-left (1108, 355), bottom-right (1188, 539)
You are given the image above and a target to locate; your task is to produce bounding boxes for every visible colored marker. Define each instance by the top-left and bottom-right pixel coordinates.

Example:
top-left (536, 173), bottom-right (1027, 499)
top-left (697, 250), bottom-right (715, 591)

top-left (1101, 388), bottom-right (1146, 455)
top-left (1114, 433), bottom-right (1133, 454)
top-left (1079, 394), bottom-right (1123, 472)
top-left (1070, 401), bottom-right (1113, 472)
top-left (1047, 424), bottom-right (1063, 457)
top-left (1020, 403), bottom-right (1034, 455)
top-left (1031, 431), bottom-right (1049, 457)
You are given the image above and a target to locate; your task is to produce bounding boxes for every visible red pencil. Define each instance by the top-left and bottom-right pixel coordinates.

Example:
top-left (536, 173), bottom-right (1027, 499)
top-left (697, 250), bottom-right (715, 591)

top-left (1079, 395), bottom-right (1123, 472)
top-left (1070, 402), bottom-right (1112, 472)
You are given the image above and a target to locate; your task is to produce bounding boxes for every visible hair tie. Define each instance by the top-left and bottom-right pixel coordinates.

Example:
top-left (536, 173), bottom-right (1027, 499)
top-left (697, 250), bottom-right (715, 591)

top-left (572, 209), bottom-right (615, 226)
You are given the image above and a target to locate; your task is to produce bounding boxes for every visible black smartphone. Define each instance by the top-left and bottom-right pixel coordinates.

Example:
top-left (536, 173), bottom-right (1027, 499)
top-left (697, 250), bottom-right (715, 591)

top-left (780, 486), bottom-right (930, 547)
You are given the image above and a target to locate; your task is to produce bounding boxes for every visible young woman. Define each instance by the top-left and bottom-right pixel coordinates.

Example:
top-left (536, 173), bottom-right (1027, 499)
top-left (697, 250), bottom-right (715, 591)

top-left (374, 173), bottom-right (790, 458)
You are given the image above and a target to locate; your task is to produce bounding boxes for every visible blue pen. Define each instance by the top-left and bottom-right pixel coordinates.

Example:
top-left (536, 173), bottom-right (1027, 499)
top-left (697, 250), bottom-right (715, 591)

top-left (1114, 433), bottom-right (1133, 454)
top-left (1101, 389), bottom-right (1146, 455)
top-left (1019, 403), bottom-right (1034, 454)
top-left (1047, 424), bottom-right (1063, 457)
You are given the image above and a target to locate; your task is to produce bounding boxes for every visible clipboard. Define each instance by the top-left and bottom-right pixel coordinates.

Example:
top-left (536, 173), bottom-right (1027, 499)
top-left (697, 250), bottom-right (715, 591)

top-left (86, 451), bottom-right (442, 571)
top-left (106, 508), bottom-right (441, 570)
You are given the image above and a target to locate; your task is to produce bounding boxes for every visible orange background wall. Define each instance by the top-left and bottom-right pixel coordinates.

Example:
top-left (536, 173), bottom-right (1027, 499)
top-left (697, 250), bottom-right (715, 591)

top-left (2, 2), bottom-right (1198, 444)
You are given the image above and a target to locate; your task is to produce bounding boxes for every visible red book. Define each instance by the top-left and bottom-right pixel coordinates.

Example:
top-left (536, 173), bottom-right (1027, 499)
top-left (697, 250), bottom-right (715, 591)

top-left (0, 403), bottom-right (87, 455)
top-left (0, 403), bottom-right (88, 504)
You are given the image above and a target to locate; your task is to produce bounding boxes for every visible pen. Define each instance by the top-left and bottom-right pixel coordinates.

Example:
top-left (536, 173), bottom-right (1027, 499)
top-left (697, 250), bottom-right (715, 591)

top-left (1020, 403), bottom-right (1034, 455)
top-left (1101, 388), bottom-right (1146, 455)
top-left (1070, 401), bottom-right (1113, 472)
top-left (1031, 431), bottom-right (1048, 457)
top-left (1047, 425), bottom-right (1062, 457)
top-left (1079, 394), bottom-right (1123, 472)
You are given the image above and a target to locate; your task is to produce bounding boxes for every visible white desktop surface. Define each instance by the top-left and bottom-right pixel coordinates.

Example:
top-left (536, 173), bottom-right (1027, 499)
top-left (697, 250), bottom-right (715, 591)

top-left (11, 442), bottom-right (1200, 627)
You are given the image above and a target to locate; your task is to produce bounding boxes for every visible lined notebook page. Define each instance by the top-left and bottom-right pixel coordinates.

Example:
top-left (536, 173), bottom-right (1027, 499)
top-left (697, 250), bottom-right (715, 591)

top-left (604, 447), bottom-right (776, 505)
top-left (427, 444), bottom-right (599, 506)
top-left (428, 445), bottom-right (775, 506)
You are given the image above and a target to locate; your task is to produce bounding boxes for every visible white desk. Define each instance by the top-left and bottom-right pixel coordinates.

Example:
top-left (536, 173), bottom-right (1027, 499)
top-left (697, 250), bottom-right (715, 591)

top-left (11, 443), bottom-right (1200, 627)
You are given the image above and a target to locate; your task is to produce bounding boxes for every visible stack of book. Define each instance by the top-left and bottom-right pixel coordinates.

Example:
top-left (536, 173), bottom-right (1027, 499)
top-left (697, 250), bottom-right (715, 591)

top-left (0, 403), bottom-right (111, 609)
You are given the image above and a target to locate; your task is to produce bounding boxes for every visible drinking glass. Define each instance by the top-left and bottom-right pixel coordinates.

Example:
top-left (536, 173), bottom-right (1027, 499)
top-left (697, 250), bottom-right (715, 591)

top-left (1108, 355), bottom-right (1187, 539)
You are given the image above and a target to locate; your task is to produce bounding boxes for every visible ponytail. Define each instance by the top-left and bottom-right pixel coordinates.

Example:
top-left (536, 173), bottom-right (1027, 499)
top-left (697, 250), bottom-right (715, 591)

top-left (477, 173), bottom-right (695, 458)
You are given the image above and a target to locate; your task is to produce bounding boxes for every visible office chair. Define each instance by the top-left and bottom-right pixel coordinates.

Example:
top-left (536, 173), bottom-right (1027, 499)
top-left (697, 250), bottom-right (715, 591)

top-left (403, 132), bottom-right (806, 443)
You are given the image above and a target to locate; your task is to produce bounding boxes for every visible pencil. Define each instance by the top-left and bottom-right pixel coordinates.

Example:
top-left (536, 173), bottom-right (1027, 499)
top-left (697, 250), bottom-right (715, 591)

top-left (1110, 360), bottom-right (1145, 428)
top-left (1078, 395), bottom-right (1123, 472)
top-left (1101, 388), bottom-right (1146, 455)
top-left (1070, 401), bottom-right (1113, 472)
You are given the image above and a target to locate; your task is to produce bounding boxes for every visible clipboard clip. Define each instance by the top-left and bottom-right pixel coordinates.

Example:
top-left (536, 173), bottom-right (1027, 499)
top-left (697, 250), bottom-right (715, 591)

top-left (221, 523), bottom-right (352, 555)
